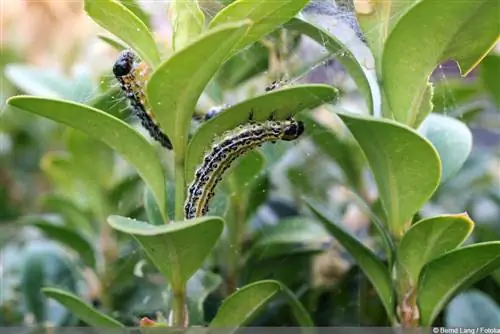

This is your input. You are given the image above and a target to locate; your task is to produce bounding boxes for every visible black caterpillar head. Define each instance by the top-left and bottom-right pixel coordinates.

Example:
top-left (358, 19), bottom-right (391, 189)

top-left (113, 49), bottom-right (136, 77)
top-left (282, 120), bottom-right (305, 141)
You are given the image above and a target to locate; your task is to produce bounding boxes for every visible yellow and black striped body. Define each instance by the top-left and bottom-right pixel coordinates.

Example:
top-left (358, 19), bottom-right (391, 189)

top-left (184, 118), bottom-right (304, 219)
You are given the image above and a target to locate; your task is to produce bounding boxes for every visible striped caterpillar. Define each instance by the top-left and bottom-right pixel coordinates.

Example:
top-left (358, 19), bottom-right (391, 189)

top-left (113, 50), bottom-right (173, 149)
top-left (184, 113), bottom-right (304, 219)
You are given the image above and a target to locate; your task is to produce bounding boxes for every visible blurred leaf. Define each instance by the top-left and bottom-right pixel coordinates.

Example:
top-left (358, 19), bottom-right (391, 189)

top-left (107, 215), bottom-right (224, 286)
top-left (41, 194), bottom-right (94, 233)
top-left (185, 269), bottom-right (222, 325)
top-left (84, 0), bottom-right (160, 67)
top-left (418, 113), bottom-right (473, 183)
top-left (97, 34), bottom-right (128, 51)
top-left (209, 0), bottom-right (309, 57)
top-left (210, 280), bottom-right (313, 329)
top-left (432, 80), bottom-right (480, 113)
top-left (397, 214), bottom-right (474, 284)
top-left (119, 0), bottom-right (151, 29)
top-left (89, 87), bottom-right (132, 120)
top-left (42, 288), bottom-right (125, 327)
top-left (307, 201), bottom-right (395, 324)
top-left (143, 187), bottom-right (165, 226)
top-left (445, 290), bottom-right (500, 327)
top-left (250, 218), bottom-right (332, 259)
top-left (8, 97), bottom-right (168, 221)
top-left (4, 65), bottom-right (92, 102)
top-left (147, 21), bottom-right (251, 151)
top-left (337, 112), bottom-right (441, 237)
top-left (108, 175), bottom-right (143, 216)
top-left (382, 0), bottom-right (500, 126)
top-left (480, 54), bottom-right (500, 108)
top-left (418, 241), bottom-right (500, 325)
top-left (171, 0), bottom-right (205, 51)
top-left (23, 218), bottom-right (97, 269)
top-left (186, 85), bottom-right (338, 182)
top-left (285, 17), bottom-right (376, 113)
top-left (245, 173), bottom-right (270, 220)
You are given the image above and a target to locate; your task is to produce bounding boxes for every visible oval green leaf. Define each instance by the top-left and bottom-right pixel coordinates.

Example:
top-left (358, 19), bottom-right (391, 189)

top-left (285, 17), bottom-right (377, 114)
top-left (418, 113), bottom-right (473, 183)
top-left (42, 288), bottom-right (125, 328)
top-left (170, 0), bottom-right (205, 51)
top-left (7, 97), bottom-right (167, 221)
top-left (107, 215), bottom-right (224, 287)
top-left (337, 112), bottom-right (441, 237)
top-left (418, 241), bottom-right (500, 325)
top-left (397, 213), bottom-right (474, 285)
top-left (186, 85), bottom-right (338, 182)
top-left (209, 0), bottom-right (309, 56)
top-left (146, 21), bottom-right (251, 152)
top-left (306, 201), bottom-right (395, 324)
top-left (84, 0), bottom-right (160, 67)
top-left (382, 0), bottom-right (500, 126)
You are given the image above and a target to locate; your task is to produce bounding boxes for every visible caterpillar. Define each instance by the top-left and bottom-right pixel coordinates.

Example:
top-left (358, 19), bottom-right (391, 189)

top-left (184, 113), bottom-right (304, 219)
top-left (113, 50), bottom-right (173, 150)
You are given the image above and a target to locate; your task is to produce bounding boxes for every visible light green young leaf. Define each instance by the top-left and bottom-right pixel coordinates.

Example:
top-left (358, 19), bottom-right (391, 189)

top-left (382, 0), bottom-right (500, 126)
top-left (42, 288), bottom-right (125, 328)
top-left (418, 241), bottom-right (500, 325)
top-left (97, 34), bottom-right (128, 51)
top-left (397, 214), bottom-right (474, 285)
top-left (337, 112), bottom-right (441, 237)
top-left (8, 97), bottom-right (168, 221)
top-left (107, 215), bottom-right (224, 287)
top-left (84, 0), bottom-right (160, 67)
top-left (418, 113), bottom-right (473, 183)
top-left (170, 0), bottom-right (205, 50)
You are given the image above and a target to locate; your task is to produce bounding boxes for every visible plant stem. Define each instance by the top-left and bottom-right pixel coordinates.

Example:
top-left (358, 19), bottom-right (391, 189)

top-left (172, 150), bottom-right (187, 327)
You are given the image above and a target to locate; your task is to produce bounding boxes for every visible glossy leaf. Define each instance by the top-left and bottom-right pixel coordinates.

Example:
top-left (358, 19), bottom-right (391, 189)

top-left (337, 112), bottom-right (441, 237)
top-left (480, 54), bottom-right (500, 108)
top-left (170, 0), bottom-right (205, 51)
top-left (42, 288), bottom-right (125, 328)
top-left (7, 97), bottom-right (168, 220)
top-left (382, 0), bottom-right (500, 126)
top-left (445, 290), bottom-right (500, 327)
top-left (307, 201), bottom-right (395, 323)
top-left (210, 280), bottom-right (313, 329)
top-left (84, 0), bottom-right (160, 67)
top-left (250, 218), bottom-right (332, 259)
top-left (107, 215), bottom-right (224, 287)
top-left (25, 218), bottom-right (97, 269)
top-left (418, 113), bottom-right (473, 183)
top-left (286, 16), bottom-right (376, 113)
top-left (209, 0), bottom-right (309, 56)
top-left (186, 85), bottom-right (338, 182)
top-left (418, 241), bottom-right (500, 325)
top-left (147, 21), bottom-right (251, 152)
top-left (397, 214), bottom-right (474, 284)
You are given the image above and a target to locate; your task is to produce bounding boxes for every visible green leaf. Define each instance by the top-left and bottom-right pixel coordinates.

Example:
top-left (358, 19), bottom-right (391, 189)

top-left (397, 214), bottom-right (474, 285)
top-left (382, 0), bottom-right (500, 126)
top-left (97, 34), bottom-right (128, 51)
top-left (337, 112), bottom-right (441, 237)
top-left (84, 0), bottom-right (160, 67)
top-left (119, 0), bottom-right (151, 29)
top-left (24, 218), bottom-right (97, 269)
top-left (170, 0), bottom-right (205, 51)
top-left (208, 0), bottom-right (309, 56)
top-left (418, 241), bottom-right (500, 325)
top-left (480, 54), bottom-right (500, 108)
top-left (418, 113), bottom-right (473, 183)
top-left (250, 218), bottom-right (332, 259)
top-left (186, 85), bottom-right (338, 182)
top-left (445, 290), bottom-right (500, 327)
top-left (143, 187), bottom-right (165, 226)
top-left (107, 215), bottom-right (224, 287)
top-left (285, 17), bottom-right (376, 113)
top-left (7, 97), bottom-right (168, 221)
top-left (41, 194), bottom-right (94, 233)
top-left (146, 21), bottom-right (251, 152)
top-left (42, 288), bottom-right (125, 328)
top-left (210, 279), bottom-right (313, 329)
top-left (306, 201), bottom-right (395, 324)
top-left (88, 86), bottom-right (131, 120)
top-left (185, 269), bottom-right (222, 325)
